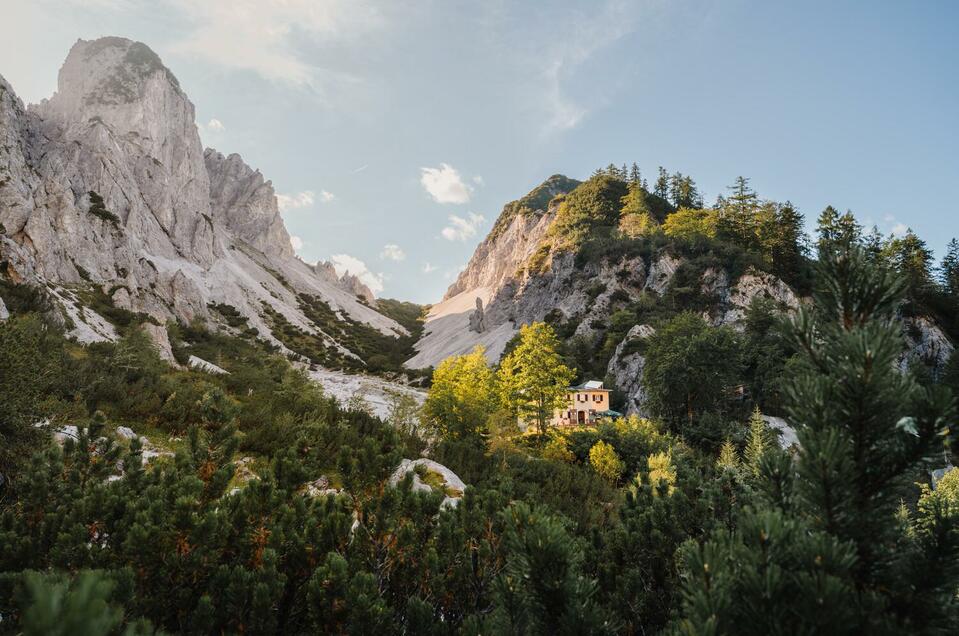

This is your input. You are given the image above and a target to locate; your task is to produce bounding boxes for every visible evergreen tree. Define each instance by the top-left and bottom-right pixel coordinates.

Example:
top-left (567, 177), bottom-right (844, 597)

top-left (744, 406), bottom-right (767, 477)
top-left (669, 173), bottom-right (701, 209)
top-left (498, 322), bottom-right (576, 434)
top-left (816, 206), bottom-right (862, 251)
top-left (940, 238), bottom-right (959, 297)
top-left (677, 245), bottom-right (959, 633)
top-left (629, 162), bottom-right (641, 185)
top-left (718, 176), bottom-right (760, 249)
top-left (717, 438), bottom-right (739, 469)
top-left (883, 229), bottom-right (934, 296)
top-left (480, 503), bottom-right (612, 635)
top-left (654, 166), bottom-right (669, 200)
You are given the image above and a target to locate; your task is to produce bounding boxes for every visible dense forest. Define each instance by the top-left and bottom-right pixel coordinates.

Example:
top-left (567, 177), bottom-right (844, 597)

top-left (2, 166), bottom-right (959, 634)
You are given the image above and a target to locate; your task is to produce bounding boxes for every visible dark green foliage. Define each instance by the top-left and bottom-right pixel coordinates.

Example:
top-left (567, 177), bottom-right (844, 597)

top-left (0, 315), bottom-right (68, 477)
top-left (642, 312), bottom-right (745, 432)
top-left (87, 191), bottom-right (121, 227)
top-left (488, 174), bottom-right (581, 242)
top-left (262, 294), bottom-right (424, 376)
top-left (676, 246), bottom-right (959, 634)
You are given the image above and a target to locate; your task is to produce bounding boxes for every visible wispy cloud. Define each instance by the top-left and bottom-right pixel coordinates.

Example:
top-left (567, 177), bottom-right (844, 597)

top-left (319, 190), bottom-right (336, 203)
top-left (329, 253), bottom-right (384, 294)
top-left (422, 262), bottom-right (437, 274)
top-left (420, 163), bottom-right (472, 204)
top-left (290, 235), bottom-right (304, 251)
top-left (277, 190), bottom-right (315, 212)
top-left (166, 0), bottom-right (384, 89)
top-left (380, 244), bottom-right (406, 261)
top-left (529, 1), bottom-right (642, 134)
top-left (206, 118), bottom-right (224, 131)
top-left (441, 213), bottom-right (485, 241)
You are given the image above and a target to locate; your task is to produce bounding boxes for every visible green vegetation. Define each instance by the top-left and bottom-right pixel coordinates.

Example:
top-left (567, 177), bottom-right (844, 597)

top-left (262, 293), bottom-right (424, 376)
top-left (86, 191), bottom-right (121, 227)
top-left (499, 322), bottom-right (576, 434)
top-left (3, 157), bottom-right (959, 632)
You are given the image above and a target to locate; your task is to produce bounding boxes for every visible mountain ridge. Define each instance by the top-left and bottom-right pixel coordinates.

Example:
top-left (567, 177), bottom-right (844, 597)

top-left (0, 37), bottom-right (410, 372)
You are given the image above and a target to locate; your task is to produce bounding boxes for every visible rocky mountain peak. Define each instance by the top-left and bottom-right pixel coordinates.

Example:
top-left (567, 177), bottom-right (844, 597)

top-left (34, 37), bottom-right (184, 129)
top-left (1, 35), bottom-right (407, 358)
top-left (204, 149), bottom-right (293, 259)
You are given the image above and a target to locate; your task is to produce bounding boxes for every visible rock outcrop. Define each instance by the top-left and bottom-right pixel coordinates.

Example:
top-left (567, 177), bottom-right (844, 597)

top-left (389, 458), bottom-right (467, 510)
top-left (0, 37), bottom-right (405, 359)
top-left (606, 324), bottom-right (655, 415)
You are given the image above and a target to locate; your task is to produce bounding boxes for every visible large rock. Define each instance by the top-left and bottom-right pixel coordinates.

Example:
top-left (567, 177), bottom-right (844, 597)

top-left (901, 316), bottom-right (954, 372)
top-left (606, 324), bottom-right (656, 416)
top-left (142, 322), bottom-right (178, 366)
top-left (389, 458), bottom-right (467, 510)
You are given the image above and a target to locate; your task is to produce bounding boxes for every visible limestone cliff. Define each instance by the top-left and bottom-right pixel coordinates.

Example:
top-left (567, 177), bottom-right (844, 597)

top-left (0, 37), bottom-right (402, 360)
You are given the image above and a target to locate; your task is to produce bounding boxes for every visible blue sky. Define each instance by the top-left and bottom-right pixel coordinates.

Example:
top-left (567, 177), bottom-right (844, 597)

top-left (3, 1), bottom-right (958, 303)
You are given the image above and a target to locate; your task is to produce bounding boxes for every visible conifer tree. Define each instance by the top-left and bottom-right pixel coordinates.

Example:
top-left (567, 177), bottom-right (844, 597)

top-left (940, 238), bottom-right (959, 297)
top-left (677, 244), bottom-right (959, 633)
top-left (882, 229), bottom-right (934, 296)
top-left (717, 438), bottom-right (739, 469)
top-left (629, 162), bottom-right (641, 185)
top-left (744, 406), bottom-right (767, 477)
top-left (654, 167), bottom-right (669, 200)
top-left (498, 322), bottom-right (575, 434)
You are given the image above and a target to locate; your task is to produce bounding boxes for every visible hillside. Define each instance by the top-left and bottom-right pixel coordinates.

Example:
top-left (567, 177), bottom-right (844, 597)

top-left (409, 168), bottom-right (956, 417)
top-left (0, 37), bottom-right (417, 375)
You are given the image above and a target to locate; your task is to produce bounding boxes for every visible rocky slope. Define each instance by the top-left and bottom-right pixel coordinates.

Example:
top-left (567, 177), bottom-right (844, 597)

top-left (0, 37), bottom-right (404, 366)
top-left (409, 175), bottom-right (955, 416)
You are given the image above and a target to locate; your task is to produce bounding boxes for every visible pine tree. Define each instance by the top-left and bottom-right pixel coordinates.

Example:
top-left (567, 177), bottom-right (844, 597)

top-left (654, 166), bottom-right (669, 200)
top-left (744, 406), bottom-right (767, 477)
top-left (498, 322), bottom-right (576, 434)
top-left (629, 162), bottom-right (641, 185)
top-left (717, 438), bottom-right (739, 469)
top-left (882, 229), bottom-right (934, 296)
top-left (939, 238), bottom-right (959, 297)
top-left (676, 245), bottom-right (959, 633)
top-left (718, 176), bottom-right (759, 249)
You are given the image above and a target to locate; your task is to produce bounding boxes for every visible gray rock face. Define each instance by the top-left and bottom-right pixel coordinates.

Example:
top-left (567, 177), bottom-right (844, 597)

top-left (469, 297), bottom-right (487, 333)
top-left (0, 37), bottom-right (405, 357)
top-left (204, 149), bottom-right (292, 258)
top-left (901, 316), bottom-right (954, 372)
top-left (142, 322), bottom-right (178, 367)
top-left (606, 324), bottom-right (655, 416)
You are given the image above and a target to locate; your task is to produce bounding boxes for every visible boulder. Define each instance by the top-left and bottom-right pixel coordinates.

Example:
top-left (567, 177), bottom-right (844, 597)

top-left (389, 458), bottom-right (467, 509)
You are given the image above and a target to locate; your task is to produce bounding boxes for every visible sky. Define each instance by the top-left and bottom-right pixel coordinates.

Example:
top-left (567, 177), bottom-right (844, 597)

top-left (2, 0), bottom-right (958, 303)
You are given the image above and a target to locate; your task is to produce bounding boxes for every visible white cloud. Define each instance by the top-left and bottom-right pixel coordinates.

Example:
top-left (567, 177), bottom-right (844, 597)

top-left (890, 223), bottom-right (909, 237)
top-left (290, 235), bottom-right (304, 251)
top-left (532, 1), bottom-right (641, 134)
top-left (380, 244), bottom-right (406, 261)
top-left (277, 190), bottom-right (315, 212)
top-left (472, 175), bottom-right (484, 185)
top-left (329, 253), bottom-right (384, 294)
top-left (166, 0), bottom-right (384, 88)
top-left (320, 190), bottom-right (336, 202)
top-left (884, 214), bottom-right (909, 237)
top-left (420, 164), bottom-right (472, 204)
top-left (441, 213), bottom-right (486, 242)
top-left (422, 262), bottom-right (437, 274)
top-left (206, 118), bottom-right (224, 131)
